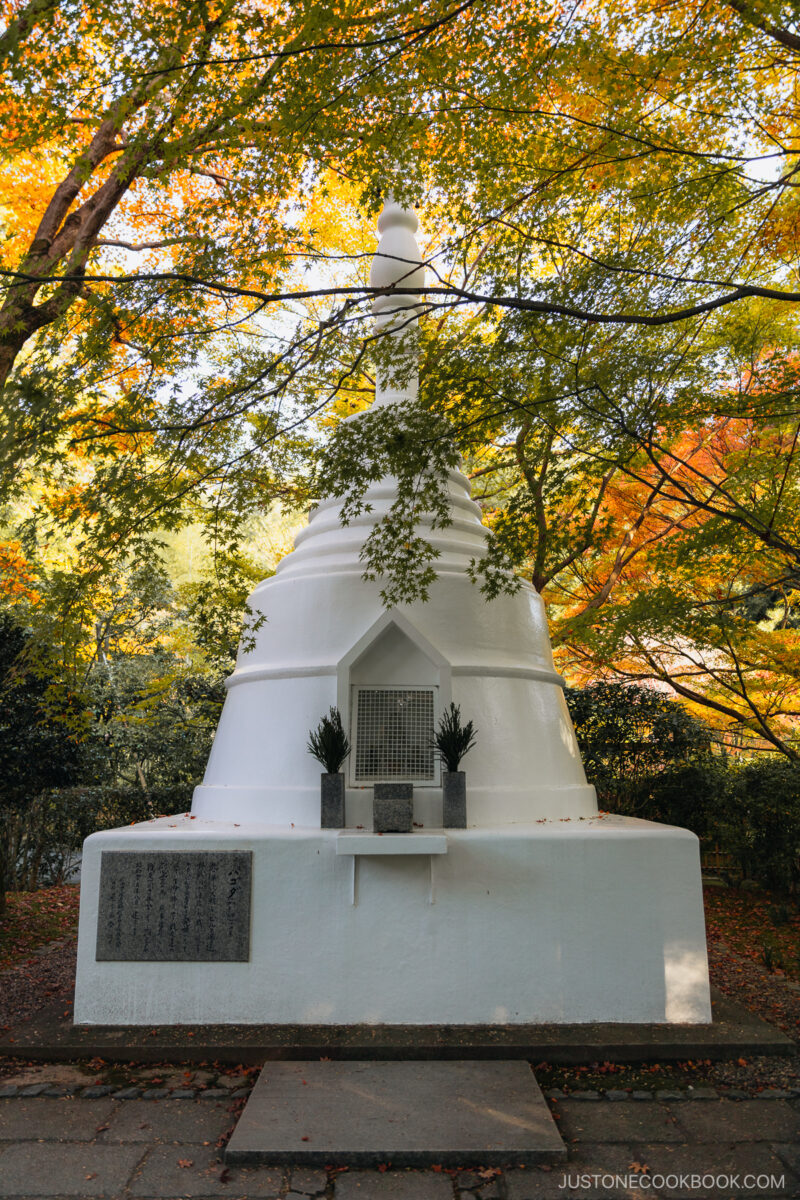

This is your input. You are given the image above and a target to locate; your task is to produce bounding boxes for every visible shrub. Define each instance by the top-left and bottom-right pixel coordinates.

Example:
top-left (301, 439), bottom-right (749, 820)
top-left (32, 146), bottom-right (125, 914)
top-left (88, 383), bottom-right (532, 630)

top-left (565, 684), bottom-right (800, 886)
top-left (0, 612), bottom-right (86, 910)
top-left (565, 681), bottom-right (725, 833)
top-left (636, 761), bottom-right (729, 838)
top-left (712, 759), bottom-right (800, 895)
top-left (307, 707), bottom-right (350, 774)
top-left (434, 703), bottom-right (478, 773)
top-left (5, 783), bottom-right (196, 891)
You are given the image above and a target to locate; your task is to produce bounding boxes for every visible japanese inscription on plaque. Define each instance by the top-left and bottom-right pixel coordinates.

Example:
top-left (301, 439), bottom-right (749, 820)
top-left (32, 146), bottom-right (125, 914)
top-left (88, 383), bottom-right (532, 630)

top-left (95, 851), bottom-right (252, 962)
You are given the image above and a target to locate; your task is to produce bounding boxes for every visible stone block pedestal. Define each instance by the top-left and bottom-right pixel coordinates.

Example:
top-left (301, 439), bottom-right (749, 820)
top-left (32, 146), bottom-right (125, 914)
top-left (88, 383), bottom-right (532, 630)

top-left (320, 773), bottom-right (345, 829)
top-left (442, 771), bottom-right (467, 827)
top-left (373, 783), bottom-right (413, 833)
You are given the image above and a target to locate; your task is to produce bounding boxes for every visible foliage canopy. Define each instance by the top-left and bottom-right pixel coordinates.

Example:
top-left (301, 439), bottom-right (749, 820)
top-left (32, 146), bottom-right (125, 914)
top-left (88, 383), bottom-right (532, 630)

top-left (2, 0), bottom-right (800, 753)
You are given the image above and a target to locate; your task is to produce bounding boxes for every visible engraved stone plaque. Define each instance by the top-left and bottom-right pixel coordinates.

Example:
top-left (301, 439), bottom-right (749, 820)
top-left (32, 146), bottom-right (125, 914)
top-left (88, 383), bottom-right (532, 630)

top-left (96, 851), bottom-right (252, 962)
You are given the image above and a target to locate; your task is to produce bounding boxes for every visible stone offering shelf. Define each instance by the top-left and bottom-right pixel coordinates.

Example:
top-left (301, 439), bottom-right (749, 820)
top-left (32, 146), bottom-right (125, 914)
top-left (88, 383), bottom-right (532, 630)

top-left (336, 831), bottom-right (447, 855)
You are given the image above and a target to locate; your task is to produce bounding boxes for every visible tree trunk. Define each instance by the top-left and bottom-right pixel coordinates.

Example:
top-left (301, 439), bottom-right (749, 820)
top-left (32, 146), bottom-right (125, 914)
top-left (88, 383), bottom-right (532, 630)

top-left (0, 829), bottom-right (8, 919)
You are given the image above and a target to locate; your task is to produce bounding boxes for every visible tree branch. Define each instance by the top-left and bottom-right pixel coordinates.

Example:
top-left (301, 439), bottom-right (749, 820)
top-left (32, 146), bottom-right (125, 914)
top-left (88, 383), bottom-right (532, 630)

top-left (95, 238), bottom-right (191, 252)
top-left (726, 0), bottom-right (800, 53)
top-left (0, 0), bottom-right (58, 66)
top-left (4, 270), bottom-right (800, 328)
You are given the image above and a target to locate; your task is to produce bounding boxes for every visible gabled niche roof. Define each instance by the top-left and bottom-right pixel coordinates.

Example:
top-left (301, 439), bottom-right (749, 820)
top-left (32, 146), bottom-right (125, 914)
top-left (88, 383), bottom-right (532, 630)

top-left (338, 610), bottom-right (451, 674)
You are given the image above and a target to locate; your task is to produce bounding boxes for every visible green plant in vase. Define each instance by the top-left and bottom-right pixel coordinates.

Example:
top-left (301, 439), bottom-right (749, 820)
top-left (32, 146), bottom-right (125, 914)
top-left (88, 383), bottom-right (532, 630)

top-left (434, 703), bottom-right (477, 829)
top-left (308, 707), bottom-right (350, 829)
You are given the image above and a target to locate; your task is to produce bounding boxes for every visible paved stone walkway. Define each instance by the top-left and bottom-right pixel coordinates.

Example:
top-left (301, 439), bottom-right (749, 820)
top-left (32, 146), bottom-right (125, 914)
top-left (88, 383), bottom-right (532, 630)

top-left (0, 1089), bottom-right (798, 1198)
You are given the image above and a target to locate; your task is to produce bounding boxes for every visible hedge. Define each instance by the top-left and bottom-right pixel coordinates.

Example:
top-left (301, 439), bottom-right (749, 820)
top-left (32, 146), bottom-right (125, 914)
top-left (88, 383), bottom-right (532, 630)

top-left (2, 783), bottom-right (196, 891)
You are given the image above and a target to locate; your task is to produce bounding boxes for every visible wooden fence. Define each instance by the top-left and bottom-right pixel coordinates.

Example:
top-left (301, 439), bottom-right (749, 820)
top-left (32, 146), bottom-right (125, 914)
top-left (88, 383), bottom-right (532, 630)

top-left (700, 843), bottom-right (738, 876)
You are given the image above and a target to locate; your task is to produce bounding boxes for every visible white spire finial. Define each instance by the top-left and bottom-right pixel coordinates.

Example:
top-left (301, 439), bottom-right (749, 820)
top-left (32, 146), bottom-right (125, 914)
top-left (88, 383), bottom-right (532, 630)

top-left (369, 195), bottom-right (425, 316)
top-left (368, 193), bottom-right (424, 408)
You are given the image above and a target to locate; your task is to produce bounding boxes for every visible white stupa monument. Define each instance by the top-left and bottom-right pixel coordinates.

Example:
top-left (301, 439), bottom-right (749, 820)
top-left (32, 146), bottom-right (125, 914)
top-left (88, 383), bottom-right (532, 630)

top-left (74, 197), bottom-right (711, 1027)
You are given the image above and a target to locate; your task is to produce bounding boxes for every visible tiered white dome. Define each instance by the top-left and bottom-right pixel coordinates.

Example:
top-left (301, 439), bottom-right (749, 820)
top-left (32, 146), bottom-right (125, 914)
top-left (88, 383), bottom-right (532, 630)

top-left (278, 469), bottom-right (487, 581)
top-left (192, 198), bottom-right (597, 829)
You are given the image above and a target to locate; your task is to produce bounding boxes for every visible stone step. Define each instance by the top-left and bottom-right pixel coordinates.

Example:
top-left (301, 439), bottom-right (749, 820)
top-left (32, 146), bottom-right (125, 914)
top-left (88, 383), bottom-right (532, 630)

top-left (224, 1059), bottom-right (566, 1168)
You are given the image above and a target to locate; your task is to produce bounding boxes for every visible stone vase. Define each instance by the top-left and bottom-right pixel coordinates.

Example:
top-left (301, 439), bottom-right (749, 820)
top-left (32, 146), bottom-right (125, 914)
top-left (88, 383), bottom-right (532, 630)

top-left (373, 782), bottom-right (413, 833)
top-left (442, 770), bottom-right (467, 828)
top-left (321, 772), bottom-right (345, 829)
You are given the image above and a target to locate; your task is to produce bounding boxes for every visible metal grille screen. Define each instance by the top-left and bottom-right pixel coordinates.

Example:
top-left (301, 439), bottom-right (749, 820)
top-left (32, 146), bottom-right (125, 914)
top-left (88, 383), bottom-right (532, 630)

top-left (353, 687), bottom-right (436, 782)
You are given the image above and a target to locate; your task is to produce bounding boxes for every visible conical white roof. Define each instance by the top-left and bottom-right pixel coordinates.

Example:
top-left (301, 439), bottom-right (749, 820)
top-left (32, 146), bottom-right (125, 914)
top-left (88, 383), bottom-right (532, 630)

top-left (192, 197), bottom-right (597, 828)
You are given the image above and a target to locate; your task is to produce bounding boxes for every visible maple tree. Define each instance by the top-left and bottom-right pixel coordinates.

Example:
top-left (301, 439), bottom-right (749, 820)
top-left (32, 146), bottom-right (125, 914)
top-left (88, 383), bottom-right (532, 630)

top-left (3, 0), bottom-right (797, 448)
top-left (1, 0), bottom-right (483, 578)
top-left (422, 293), bottom-right (800, 751)
top-left (1, 0), bottom-right (799, 755)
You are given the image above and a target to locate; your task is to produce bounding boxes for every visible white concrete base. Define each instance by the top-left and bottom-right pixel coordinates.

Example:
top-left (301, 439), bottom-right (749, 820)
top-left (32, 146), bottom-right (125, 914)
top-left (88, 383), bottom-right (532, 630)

top-left (73, 814), bottom-right (712, 1026)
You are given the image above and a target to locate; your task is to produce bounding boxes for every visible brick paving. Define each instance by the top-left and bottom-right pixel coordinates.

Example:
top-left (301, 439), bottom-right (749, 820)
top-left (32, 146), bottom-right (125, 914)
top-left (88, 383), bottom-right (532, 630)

top-left (0, 1088), bottom-right (798, 1197)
